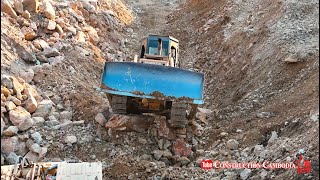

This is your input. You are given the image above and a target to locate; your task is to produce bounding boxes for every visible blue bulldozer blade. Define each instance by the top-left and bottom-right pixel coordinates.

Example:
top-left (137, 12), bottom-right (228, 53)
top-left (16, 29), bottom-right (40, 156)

top-left (100, 62), bottom-right (204, 104)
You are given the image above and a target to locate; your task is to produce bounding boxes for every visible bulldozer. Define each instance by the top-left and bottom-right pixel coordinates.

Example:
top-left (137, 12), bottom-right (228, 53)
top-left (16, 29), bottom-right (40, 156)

top-left (100, 35), bottom-right (204, 128)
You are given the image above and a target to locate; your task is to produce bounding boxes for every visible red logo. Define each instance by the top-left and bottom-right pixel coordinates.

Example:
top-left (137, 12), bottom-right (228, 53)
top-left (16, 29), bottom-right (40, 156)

top-left (201, 159), bottom-right (213, 170)
top-left (295, 155), bottom-right (311, 174)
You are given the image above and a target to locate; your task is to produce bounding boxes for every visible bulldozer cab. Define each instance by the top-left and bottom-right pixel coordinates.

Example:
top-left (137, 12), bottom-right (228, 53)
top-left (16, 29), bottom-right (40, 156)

top-left (134, 35), bottom-right (180, 67)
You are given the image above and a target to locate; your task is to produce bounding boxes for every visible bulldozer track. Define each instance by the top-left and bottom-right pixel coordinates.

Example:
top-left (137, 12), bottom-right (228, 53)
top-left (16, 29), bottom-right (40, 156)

top-left (169, 102), bottom-right (188, 128)
top-left (111, 95), bottom-right (127, 114)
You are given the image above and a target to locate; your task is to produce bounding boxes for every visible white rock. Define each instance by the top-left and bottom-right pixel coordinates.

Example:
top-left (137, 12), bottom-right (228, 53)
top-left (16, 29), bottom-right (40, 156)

top-left (1, 118), bottom-right (5, 135)
top-left (34, 39), bottom-right (50, 50)
top-left (256, 112), bottom-right (275, 119)
top-left (253, 145), bottom-right (264, 156)
top-left (64, 135), bottom-right (77, 144)
top-left (267, 131), bottom-right (278, 145)
top-left (76, 31), bottom-right (86, 44)
top-left (40, 0), bottom-right (55, 20)
top-left (5, 101), bottom-right (16, 111)
top-left (240, 169), bottom-right (252, 180)
top-left (47, 20), bottom-right (56, 30)
top-left (260, 169), bottom-right (268, 179)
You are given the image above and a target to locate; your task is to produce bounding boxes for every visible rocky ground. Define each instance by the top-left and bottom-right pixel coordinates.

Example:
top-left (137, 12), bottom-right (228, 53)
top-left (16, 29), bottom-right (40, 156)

top-left (1, 0), bottom-right (319, 179)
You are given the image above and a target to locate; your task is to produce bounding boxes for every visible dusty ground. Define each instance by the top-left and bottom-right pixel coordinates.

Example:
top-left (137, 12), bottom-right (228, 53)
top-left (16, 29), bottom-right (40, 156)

top-left (1, 0), bottom-right (319, 179)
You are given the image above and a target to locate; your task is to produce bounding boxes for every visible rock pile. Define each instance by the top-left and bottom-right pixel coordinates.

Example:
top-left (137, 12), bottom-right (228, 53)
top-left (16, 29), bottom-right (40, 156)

top-left (1, 74), bottom-right (77, 164)
top-left (1, 0), bottom-right (132, 68)
top-left (93, 106), bottom-right (212, 168)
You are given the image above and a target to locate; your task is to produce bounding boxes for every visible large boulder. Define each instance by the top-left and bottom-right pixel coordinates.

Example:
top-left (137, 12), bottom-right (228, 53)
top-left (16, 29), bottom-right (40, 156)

top-left (105, 114), bottom-right (153, 132)
top-left (1, 136), bottom-right (28, 156)
top-left (1, 86), bottom-right (11, 97)
top-left (7, 96), bottom-right (21, 106)
top-left (9, 106), bottom-right (31, 126)
top-left (18, 117), bottom-right (34, 131)
top-left (29, 143), bottom-right (42, 154)
top-left (22, 10), bottom-right (31, 19)
top-left (24, 30), bottom-right (37, 41)
top-left (32, 117), bottom-right (45, 126)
